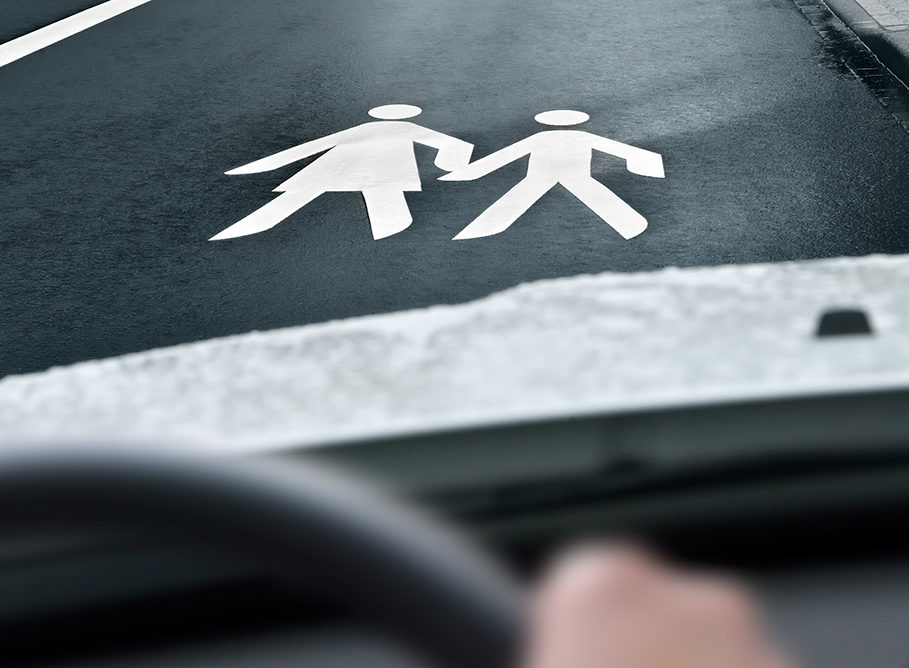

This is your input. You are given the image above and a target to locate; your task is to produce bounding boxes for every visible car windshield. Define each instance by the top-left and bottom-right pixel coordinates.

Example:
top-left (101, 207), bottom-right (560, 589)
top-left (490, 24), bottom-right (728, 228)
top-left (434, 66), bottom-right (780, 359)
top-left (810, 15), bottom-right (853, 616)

top-left (1, 0), bottom-right (908, 457)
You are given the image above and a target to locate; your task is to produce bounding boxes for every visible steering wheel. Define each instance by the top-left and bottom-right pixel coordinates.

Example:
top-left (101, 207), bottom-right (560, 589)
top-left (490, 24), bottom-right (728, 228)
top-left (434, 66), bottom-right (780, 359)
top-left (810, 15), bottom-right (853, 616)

top-left (0, 449), bottom-right (523, 668)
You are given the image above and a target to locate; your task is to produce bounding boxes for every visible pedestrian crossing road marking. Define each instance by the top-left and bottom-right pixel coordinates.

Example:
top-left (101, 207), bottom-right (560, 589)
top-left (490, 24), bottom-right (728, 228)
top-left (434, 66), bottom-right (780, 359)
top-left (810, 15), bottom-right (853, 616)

top-left (213, 106), bottom-right (665, 242)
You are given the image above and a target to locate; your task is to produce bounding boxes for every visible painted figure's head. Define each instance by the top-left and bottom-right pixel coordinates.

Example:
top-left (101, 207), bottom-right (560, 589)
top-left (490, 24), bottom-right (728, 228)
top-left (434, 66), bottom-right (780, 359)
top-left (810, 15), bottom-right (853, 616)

top-left (534, 109), bottom-right (590, 126)
top-left (368, 104), bottom-right (422, 120)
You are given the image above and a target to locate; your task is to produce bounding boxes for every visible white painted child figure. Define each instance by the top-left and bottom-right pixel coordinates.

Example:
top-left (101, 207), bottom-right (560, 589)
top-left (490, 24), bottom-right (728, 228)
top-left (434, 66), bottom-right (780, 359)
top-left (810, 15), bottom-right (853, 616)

top-left (441, 110), bottom-right (664, 240)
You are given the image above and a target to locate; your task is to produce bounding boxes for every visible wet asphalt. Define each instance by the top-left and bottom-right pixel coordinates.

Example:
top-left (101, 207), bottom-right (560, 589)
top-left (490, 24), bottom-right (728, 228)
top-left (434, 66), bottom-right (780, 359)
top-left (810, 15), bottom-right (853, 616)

top-left (1, 0), bottom-right (909, 376)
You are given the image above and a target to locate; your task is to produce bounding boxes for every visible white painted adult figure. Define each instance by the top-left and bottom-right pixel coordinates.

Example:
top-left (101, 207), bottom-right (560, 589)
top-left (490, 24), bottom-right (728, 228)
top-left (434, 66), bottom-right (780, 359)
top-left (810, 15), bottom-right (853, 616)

top-left (440, 110), bottom-right (664, 240)
top-left (211, 105), bottom-right (473, 241)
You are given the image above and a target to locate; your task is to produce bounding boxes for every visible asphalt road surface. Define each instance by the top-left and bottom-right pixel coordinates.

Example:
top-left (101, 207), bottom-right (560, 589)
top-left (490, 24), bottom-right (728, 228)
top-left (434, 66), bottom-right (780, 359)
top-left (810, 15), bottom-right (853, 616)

top-left (2, 0), bottom-right (909, 377)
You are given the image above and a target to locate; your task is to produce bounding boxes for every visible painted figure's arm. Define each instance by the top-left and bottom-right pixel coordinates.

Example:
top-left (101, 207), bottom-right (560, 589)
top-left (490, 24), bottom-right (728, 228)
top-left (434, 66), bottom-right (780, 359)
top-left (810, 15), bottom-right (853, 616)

top-left (589, 135), bottom-right (665, 178)
top-left (411, 127), bottom-right (475, 172)
top-left (438, 136), bottom-right (537, 181)
top-left (225, 128), bottom-right (353, 175)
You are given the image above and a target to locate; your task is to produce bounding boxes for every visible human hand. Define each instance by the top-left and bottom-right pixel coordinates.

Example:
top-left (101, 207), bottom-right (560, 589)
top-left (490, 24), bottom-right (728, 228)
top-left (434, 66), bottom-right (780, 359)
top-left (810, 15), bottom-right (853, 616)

top-left (521, 544), bottom-right (793, 668)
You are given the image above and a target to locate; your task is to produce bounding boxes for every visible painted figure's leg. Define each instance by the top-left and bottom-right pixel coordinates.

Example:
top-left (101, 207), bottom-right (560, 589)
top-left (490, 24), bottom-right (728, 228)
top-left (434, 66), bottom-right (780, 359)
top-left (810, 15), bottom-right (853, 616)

top-left (209, 187), bottom-right (323, 240)
top-left (453, 177), bottom-right (556, 240)
top-left (362, 189), bottom-right (413, 240)
top-left (562, 176), bottom-right (648, 239)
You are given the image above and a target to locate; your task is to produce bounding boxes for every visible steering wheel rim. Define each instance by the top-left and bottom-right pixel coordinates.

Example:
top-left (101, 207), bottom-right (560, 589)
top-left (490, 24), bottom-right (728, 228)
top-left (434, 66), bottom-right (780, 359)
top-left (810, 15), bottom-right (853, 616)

top-left (0, 448), bottom-right (523, 668)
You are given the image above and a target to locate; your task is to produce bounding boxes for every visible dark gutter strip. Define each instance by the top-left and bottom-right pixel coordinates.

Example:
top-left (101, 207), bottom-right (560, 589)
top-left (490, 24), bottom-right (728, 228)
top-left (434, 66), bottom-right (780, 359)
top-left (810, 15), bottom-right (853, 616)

top-left (823, 0), bottom-right (909, 83)
top-left (820, 0), bottom-right (909, 101)
top-left (794, 0), bottom-right (909, 131)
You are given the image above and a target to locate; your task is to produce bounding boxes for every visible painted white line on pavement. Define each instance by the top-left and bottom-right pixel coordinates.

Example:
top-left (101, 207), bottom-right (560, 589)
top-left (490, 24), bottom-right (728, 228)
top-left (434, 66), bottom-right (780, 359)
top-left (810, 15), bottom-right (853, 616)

top-left (0, 0), bottom-right (153, 69)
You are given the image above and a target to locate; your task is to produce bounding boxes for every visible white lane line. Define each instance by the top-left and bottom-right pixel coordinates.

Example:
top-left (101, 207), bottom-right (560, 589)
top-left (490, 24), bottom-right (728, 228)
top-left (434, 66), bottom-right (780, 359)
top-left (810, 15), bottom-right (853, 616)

top-left (0, 0), bottom-right (153, 69)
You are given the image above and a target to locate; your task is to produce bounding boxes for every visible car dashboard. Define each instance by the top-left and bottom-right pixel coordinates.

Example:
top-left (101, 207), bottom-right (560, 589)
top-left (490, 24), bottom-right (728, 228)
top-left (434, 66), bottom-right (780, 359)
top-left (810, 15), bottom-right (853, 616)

top-left (2, 388), bottom-right (909, 666)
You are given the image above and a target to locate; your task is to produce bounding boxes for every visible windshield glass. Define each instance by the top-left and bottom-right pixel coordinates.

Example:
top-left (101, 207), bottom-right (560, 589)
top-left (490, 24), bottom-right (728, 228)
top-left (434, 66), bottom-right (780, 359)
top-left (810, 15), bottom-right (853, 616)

top-left (1, 0), bottom-right (908, 452)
